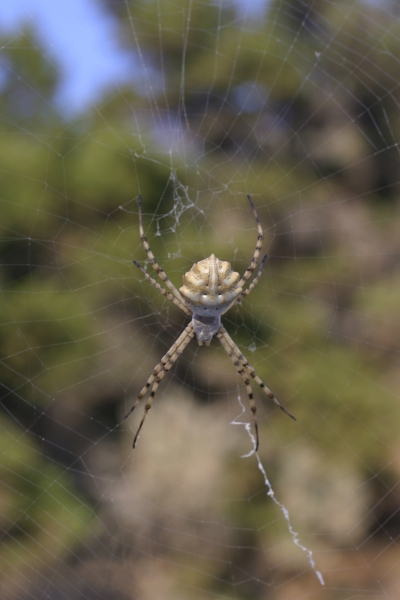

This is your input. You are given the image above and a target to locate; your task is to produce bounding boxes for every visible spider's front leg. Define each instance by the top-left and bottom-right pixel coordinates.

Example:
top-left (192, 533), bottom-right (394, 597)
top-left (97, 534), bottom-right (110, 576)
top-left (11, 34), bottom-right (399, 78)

top-left (216, 328), bottom-right (260, 450)
top-left (217, 325), bottom-right (295, 451)
top-left (124, 323), bottom-right (195, 447)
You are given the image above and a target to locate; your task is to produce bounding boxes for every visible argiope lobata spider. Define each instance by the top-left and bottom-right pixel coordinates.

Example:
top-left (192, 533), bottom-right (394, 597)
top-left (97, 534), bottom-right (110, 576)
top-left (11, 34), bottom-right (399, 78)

top-left (125, 195), bottom-right (296, 449)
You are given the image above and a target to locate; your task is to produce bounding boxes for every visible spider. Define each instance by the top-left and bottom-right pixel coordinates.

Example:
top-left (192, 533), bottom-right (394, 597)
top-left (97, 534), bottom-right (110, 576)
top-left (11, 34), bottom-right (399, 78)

top-left (125, 195), bottom-right (295, 449)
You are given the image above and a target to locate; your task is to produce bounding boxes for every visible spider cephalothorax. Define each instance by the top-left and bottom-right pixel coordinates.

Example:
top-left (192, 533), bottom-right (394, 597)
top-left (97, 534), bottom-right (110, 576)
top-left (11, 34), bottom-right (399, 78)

top-left (125, 195), bottom-right (295, 449)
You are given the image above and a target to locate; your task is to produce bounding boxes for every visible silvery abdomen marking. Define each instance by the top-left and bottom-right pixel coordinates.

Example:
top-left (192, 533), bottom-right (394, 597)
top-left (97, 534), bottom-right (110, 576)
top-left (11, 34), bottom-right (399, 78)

top-left (179, 254), bottom-right (242, 345)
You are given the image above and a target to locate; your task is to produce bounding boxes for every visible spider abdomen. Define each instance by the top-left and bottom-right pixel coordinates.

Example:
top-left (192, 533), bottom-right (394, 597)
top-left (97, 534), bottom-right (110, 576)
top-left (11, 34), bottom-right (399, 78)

top-left (180, 254), bottom-right (242, 315)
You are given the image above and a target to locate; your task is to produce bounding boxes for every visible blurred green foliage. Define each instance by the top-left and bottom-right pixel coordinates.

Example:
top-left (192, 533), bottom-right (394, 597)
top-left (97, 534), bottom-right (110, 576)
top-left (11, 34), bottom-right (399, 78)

top-left (0, 422), bottom-right (92, 575)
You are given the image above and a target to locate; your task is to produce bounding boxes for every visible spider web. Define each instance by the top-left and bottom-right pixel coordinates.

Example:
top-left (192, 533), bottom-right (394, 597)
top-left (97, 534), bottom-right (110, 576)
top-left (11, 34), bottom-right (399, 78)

top-left (1, 0), bottom-right (400, 598)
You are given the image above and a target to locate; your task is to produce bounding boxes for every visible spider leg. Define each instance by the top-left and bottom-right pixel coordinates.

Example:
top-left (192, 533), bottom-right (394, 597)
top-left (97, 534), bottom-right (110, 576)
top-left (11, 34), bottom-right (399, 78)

top-left (238, 253), bottom-right (267, 300)
top-left (133, 259), bottom-right (191, 316)
top-left (235, 195), bottom-right (264, 290)
top-left (124, 323), bottom-right (195, 447)
top-left (217, 325), bottom-right (295, 448)
top-left (137, 195), bottom-right (184, 305)
top-left (225, 253), bottom-right (268, 313)
top-left (216, 327), bottom-right (260, 449)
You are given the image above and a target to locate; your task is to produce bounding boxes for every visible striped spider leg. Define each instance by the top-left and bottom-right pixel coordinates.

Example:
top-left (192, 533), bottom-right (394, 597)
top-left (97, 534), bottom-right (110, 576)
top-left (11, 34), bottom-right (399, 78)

top-left (125, 195), bottom-right (295, 449)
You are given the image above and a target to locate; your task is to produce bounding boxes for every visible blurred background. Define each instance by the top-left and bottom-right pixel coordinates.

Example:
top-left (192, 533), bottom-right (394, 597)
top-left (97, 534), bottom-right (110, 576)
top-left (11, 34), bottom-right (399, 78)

top-left (1, 0), bottom-right (400, 598)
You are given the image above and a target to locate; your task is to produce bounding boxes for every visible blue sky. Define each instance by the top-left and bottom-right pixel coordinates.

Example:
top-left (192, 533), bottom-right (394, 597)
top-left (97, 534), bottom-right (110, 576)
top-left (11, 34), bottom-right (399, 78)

top-left (0, 0), bottom-right (134, 115)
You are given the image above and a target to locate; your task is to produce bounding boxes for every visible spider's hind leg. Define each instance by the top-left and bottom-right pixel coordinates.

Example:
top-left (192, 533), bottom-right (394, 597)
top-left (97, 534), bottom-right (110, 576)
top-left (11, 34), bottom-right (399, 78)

top-left (137, 195), bottom-right (184, 305)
